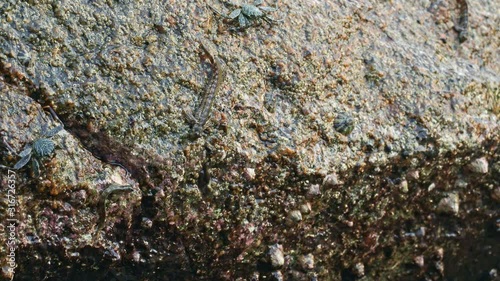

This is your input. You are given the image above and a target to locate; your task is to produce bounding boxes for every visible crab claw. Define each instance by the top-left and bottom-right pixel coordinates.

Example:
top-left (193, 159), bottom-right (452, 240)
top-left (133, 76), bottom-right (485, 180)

top-left (239, 14), bottom-right (251, 27)
top-left (19, 145), bottom-right (33, 158)
top-left (14, 153), bottom-right (31, 170)
top-left (228, 8), bottom-right (242, 19)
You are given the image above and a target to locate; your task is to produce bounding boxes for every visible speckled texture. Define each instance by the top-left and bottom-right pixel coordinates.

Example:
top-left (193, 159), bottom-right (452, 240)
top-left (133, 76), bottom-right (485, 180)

top-left (0, 0), bottom-right (498, 280)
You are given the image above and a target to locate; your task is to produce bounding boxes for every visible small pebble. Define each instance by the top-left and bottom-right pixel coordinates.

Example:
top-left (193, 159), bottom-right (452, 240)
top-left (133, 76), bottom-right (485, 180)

top-left (416, 226), bottom-right (426, 237)
top-left (299, 253), bottom-right (314, 270)
top-left (307, 184), bottom-right (321, 196)
top-left (322, 173), bottom-right (342, 188)
top-left (300, 203), bottom-right (312, 214)
top-left (269, 244), bottom-right (285, 268)
top-left (489, 269), bottom-right (498, 279)
top-left (244, 168), bottom-right (256, 180)
top-left (2, 265), bottom-right (14, 280)
top-left (454, 179), bottom-right (468, 188)
top-left (468, 157), bottom-right (489, 174)
top-left (353, 262), bottom-right (365, 277)
top-left (400, 180), bottom-right (409, 193)
top-left (435, 261), bottom-right (444, 275)
top-left (271, 271), bottom-right (283, 281)
top-left (491, 187), bottom-right (500, 202)
top-left (437, 193), bottom-right (459, 215)
top-left (288, 210), bottom-right (303, 223)
top-left (141, 217), bottom-right (153, 228)
top-left (435, 247), bottom-right (444, 260)
top-left (407, 170), bottom-right (420, 180)
top-left (414, 255), bottom-right (425, 267)
top-left (132, 251), bottom-right (141, 263)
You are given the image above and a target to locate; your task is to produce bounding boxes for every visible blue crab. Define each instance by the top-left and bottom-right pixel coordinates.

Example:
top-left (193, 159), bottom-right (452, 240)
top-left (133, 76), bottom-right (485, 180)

top-left (211, 0), bottom-right (283, 29)
top-left (1, 110), bottom-right (63, 177)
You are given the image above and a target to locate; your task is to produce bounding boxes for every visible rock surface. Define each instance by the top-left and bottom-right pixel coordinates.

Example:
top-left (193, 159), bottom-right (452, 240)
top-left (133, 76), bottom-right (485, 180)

top-left (0, 0), bottom-right (498, 280)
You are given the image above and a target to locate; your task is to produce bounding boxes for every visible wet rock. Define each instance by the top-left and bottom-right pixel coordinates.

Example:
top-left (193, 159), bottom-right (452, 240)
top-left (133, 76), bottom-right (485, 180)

top-left (0, 0), bottom-right (498, 279)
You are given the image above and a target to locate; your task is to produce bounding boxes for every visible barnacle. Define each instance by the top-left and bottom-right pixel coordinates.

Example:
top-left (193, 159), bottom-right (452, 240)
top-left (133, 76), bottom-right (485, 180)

top-left (334, 113), bottom-right (355, 136)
